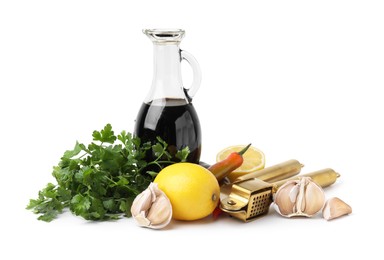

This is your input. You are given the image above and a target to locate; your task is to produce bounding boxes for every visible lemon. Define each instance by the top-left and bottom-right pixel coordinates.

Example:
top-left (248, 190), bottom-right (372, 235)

top-left (216, 145), bottom-right (265, 182)
top-left (154, 163), bottom-right (220, 221)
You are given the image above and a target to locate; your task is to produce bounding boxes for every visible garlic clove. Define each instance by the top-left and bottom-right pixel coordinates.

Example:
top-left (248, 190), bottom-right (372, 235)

top-left (302, 180), bottom-right (325, 216)
top-left (130, 187), bottom-right (154, 216)
top-left (288, 183), bottom-right (300, 204)
top-left (134, 211), bottom-right (151, 227)
top-left (131, 182), bottom-right (172, 229)
top-left (146, 194), bottom-right (172, 226)
top-left (297, 178), bottom-right (307, 214)
top-left (274, 181), bottom-right (299, 216)
top-left (322, 197), bottom-right (352, 221)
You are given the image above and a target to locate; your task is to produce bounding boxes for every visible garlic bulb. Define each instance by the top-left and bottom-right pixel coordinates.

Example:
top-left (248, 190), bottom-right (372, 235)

top-left (274, 177), bottom-right (325, 217)
top-left (131, 182), bottom-right (172, 229)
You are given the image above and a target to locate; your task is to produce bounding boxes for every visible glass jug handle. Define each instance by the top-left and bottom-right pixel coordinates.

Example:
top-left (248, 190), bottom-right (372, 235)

top-left (181, 50), bottom-right (201, 102)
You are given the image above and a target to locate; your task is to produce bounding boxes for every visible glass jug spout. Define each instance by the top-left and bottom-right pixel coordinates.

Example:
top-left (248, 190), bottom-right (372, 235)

top-left (143, 28), bottom-right (185, 44)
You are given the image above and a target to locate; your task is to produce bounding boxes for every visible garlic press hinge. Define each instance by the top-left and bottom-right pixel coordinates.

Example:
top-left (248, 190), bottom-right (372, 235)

top-left (220, 196), bottom-right (248, 212)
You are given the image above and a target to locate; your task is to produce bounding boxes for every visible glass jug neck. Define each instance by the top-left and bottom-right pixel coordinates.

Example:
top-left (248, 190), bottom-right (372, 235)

top-left (145, 43), bottom-right (187, 104)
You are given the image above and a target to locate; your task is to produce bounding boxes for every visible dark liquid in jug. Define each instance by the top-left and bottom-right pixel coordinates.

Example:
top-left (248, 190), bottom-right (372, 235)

top-left (134, 98), bottom-right (202, 164)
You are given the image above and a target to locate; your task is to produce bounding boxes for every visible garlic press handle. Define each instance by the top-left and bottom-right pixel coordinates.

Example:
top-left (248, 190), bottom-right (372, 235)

top-left (273, 168), bottom-right (340, 188)
top-left (233, 159), bottom-right (304, 183)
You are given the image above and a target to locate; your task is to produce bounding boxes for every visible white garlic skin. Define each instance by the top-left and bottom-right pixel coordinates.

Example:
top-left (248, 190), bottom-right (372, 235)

top-left (131, 182), bottom-right (172, 229)
top-left (274, 177), bottom-right (325, 217)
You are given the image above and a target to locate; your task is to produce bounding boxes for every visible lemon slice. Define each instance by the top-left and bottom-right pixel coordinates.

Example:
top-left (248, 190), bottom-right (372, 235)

top-left (216, 145), bottom-right (265, 182)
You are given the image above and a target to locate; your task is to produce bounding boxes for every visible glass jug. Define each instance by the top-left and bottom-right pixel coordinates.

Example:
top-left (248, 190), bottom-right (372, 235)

top-left (134, 29), bottom-right (202, 163)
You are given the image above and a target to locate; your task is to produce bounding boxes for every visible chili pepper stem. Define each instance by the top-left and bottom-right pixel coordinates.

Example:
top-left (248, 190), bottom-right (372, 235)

top-left (238, 143), bottom-right (252, 156)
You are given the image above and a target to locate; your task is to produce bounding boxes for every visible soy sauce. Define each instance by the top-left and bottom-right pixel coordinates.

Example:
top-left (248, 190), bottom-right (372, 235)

top-left (134, 98), bottom-right (202, 163)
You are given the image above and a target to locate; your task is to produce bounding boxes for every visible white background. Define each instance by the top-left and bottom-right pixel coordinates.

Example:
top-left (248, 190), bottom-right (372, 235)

top-left (1, 0), bottom-right (383, 259)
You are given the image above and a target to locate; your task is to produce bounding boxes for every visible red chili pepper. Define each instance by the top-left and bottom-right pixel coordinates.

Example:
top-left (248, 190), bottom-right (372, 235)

top-left (208, 144), bottom-right (251, 220)
top-left (212, 205), bottom-right (224, 220)
top-left (208, 143), bottom-right (251, 182)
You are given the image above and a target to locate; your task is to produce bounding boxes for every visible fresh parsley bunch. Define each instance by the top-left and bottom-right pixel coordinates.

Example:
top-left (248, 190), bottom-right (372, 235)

top-left (26, 124), bottom-right (189, 222)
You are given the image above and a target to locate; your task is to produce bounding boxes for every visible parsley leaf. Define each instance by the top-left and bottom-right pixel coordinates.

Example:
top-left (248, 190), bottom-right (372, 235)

top-left (92, 123), bottom-right (117, 144)
top-left (176, 146), bottom-right (190, 161)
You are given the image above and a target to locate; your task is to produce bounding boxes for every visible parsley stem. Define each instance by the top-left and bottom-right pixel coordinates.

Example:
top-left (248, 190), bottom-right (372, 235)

top-left (147, 160), bottom-right (174, 166)
top-left (105, 176), bottom-right (118, 185)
